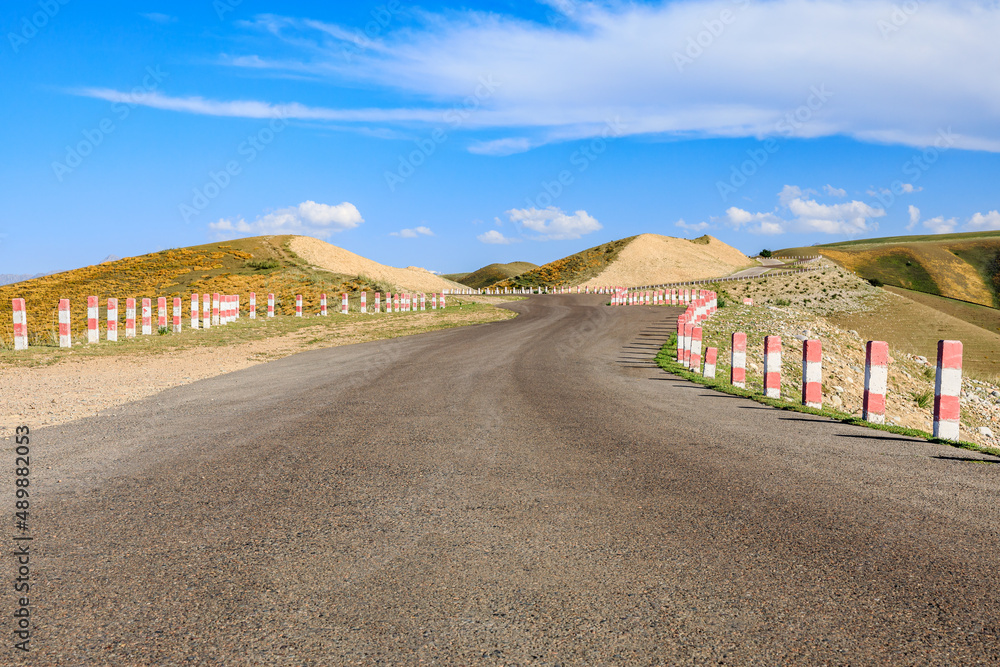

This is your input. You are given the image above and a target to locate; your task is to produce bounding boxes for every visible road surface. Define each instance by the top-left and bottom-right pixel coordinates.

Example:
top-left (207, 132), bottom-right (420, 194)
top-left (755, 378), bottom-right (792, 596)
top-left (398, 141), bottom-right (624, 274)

top-left (18, 295), bottom-right (1000, 665)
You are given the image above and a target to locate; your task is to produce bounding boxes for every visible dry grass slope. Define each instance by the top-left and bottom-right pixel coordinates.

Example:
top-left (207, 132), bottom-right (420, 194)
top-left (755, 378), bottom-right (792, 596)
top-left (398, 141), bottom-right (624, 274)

top-left (457, 262), bottom-right (539, 289)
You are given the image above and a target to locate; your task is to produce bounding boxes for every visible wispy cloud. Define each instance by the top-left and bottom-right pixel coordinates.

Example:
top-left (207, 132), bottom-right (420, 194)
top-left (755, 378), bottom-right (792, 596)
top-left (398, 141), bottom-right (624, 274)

top-left (391, 225), bottom-right (434, 238)
top-left (208, 201), bottom-right (362, 239)
top-left (72, 2), bottom-right (1000, 153)
top-left (675, 219), bottom-right (711, 233)
top-left (477, 230), bottom-right (518, 244)
top-left (141, 12), bottom-right (177, 24)
top-left (507, 206), bottom-right (601, 240)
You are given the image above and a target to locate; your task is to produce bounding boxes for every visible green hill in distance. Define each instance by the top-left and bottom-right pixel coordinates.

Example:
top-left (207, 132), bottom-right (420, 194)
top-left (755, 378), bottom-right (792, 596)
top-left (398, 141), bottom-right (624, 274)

top-left (455, 262), bottom-right (539, 289)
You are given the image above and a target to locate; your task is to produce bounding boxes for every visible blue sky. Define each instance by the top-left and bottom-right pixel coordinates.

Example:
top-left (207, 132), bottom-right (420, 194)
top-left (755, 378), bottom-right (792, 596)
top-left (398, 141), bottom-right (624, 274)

top-left (4, 0), bottom-right (1000, 275)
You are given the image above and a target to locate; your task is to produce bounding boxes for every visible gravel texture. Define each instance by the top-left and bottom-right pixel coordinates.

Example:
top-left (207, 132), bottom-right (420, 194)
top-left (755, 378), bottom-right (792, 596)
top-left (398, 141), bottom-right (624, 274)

top-left (8, 294), bottom-right (1000, 665)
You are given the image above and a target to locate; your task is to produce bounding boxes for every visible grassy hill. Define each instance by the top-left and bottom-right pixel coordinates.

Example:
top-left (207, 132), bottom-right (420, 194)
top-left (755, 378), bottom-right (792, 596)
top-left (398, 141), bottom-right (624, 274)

top-left (0, 235), bottom-right (411, 344)
top-left (776, 231), bottom-right (1000, 307)
top-left (493, 238), bottom-right (635, 289)
top-left (456, 261), bottom-right (539, 289)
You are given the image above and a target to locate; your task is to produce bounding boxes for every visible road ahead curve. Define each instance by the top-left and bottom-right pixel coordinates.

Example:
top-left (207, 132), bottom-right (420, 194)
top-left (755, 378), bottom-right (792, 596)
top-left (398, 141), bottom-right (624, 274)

top-left (24, 295), bottom-right (1000, 665)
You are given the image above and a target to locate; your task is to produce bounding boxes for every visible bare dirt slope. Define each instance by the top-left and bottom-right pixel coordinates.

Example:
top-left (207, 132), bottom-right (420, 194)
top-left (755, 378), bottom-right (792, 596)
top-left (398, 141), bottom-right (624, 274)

top-left (289, 236), bottom-right (465, 292)
top-left (584, 234), bottom-right (752, 287)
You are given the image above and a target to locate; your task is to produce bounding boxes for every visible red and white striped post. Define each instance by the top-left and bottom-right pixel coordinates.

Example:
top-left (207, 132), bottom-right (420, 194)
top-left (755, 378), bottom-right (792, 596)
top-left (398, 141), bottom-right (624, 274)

top-left (58, 299), bottom-right (71, 347)
top-left (682, 321), bottom-right (694, 368)
top-left (743, 298), bottom-right (753, 306)
top-left (267, 293), bottom-right (275, 318)
top-left (420, 293), bottom-right (426, 311)
top-left (863, 341), bottom-right (889, 424)
top-left (212, 294), bottom-right (220, 325)
top-left (676, 318), bottom-right (685, 362)
top-left (172, 297), bottom-right (182, 332)
top-left (190, 294), bottom-right (199, 329)
top-left (933, 340), bottom-right (963, 440)
top-left (802, 340), bottom-right (822, 408)
top-left (394, 294), bottom-right (400, 312)
top-left (690, 326), bottom-right (703, 373)
top-left (249, 293), bottom-right (256, 319)
top-left (440, 293), bottom-right (446, 309)
top-left (87, 296), bottom-right (99, 343)
top-left (126, 298), bottom-right (136, 338)
top-left (704, 347), bottom-right (717, 379)
top-left (361, 292), bottom-right (367, 314)
top-left (107, 298), bottom-right (118, 342)
top-left (12, 299), bottom-right (27, 350)
top-left (320, 293), bottom-right (328, 316)
top-left (374, 292), bottom-right (381, 314)
top-left (295, 294), bottom-right (303, 317)
top-left (432, 294), bottom-right (437, 310)
top-left (141, 298), bottom-right (152, 335)
top-left (341, 293), bottom-right (349, 315)
top-left (202, 294), bottom-right (211, 329)
top-left (764, 335), bottom-right (781, 398)
top-left (157, 297), bottom-right (167, 330)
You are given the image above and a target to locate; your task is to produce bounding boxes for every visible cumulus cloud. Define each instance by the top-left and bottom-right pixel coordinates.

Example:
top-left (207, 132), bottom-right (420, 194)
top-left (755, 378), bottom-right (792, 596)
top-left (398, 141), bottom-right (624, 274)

top-left (675, 219), bottom-right (711, 233)
top-left (967, 210), bottom-right (1000, 231)
top-left (824, 185), bottom-right (847, 197)
top-left (74, 2), bottom-right (1000, 153)
top-left (722, 186), bottom-right (884, 235)
top-left (907, 205), bottom-right (921, 231)
top-left (506, 206), bottom-right (601, 240)
top-left (921, 215), bottom-right (957, 234)
top-left (477, 229), bottom-right (518, 244)
top-left (209, 200), bottom-right (362, 239)
top-left (391, 225), bottom-right (433, 238)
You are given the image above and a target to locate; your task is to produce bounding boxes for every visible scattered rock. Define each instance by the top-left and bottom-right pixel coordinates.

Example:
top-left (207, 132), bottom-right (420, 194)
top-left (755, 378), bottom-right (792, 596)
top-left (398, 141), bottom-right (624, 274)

top-left (977, 426), bottom-right (994, 437)
top-left (833, 386), bottom-right (845, 393)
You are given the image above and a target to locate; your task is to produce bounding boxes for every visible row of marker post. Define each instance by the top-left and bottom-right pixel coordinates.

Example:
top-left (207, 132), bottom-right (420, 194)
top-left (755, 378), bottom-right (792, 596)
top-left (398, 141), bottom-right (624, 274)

top-left (8, 290), bottom-right (448, 349)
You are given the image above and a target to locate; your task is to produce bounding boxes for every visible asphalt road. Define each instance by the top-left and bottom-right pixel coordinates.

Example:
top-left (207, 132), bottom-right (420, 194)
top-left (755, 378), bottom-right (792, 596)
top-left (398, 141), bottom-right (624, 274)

top-left (17, 295), bottom-right (1000, 665)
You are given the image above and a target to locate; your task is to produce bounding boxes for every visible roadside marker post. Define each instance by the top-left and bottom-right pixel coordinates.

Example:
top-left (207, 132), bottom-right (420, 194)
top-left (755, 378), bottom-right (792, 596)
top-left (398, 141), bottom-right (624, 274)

top-left (704, 346), bottom-right (717, 379)
top-left (682, 321), bottom-right (694, 368)
top-left (267, 293), bottom-right (275, 318)
top-left (295, 295), bottom-right (303, 317)
top-left (106, 298), bottom-right (118, 342)
top-left (249, 293), bottom-right (256, 319)
top-left (59, 299), bottom-right (71, 347)
top-left (191, 294), bottom-right (199, 329)
top-left (341, 293), bottom-right (349, 315)
top-left (202, 295), bottom-right (211, 329)
top-left (374, 292), bottom-right (381, 314)
top-left (157, 297), bottom-right (167, 330)
top-left (126, 298), bottom-right (136, 338)
top-left (933, 340), bottom-right (963, 440)
top-left (320, 293), bottom-right (328, 316)
top-left (764, 335), bottom-right (782, 398)
top-left (173, 297), bottom-right (182, 332)
top-left (12, 299), bottom-right (27, 350)
top-left (863, 341), bottom-right (889, 424)
top-left (690, 326), bottom-right (703, 374)
top-left (87, 296), bottom-right (99, 343)
top-left (802, 340), bottom-right (822, 408)
top-left (361, 292), bottom-right (367, 314)
top-left (142, 298), bottom-right (152, 335)
top-left (212, 294), bottom-right (220, 325)
top-left (420, 293), bottom-right (426, 311)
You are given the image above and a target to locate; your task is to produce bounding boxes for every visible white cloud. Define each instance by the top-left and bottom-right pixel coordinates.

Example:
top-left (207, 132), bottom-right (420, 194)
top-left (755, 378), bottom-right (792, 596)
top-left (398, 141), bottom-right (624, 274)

top-left (209, 201), bottom-right (362, 239)
top-left (506, 206), bottom-right (601, 240)
top-left (824, 185), bottom-right (847, 197)
top-left (921, 215), bottom-right (957, 234)
top-left (722, 186), bottom-right (884, 236)
top-left (74, 2), bottom-right (1000, 153)
top-left (907, 205), bottom-right (921, 231)
top-left (391, 225), bottom-right (434, 238)
top-left (675, 219), bottom-right (711, 233)
top-left (967, 210), bottom-right (1000, 231)
top-left (467, 137), bottom-right (534, 156)
top-left (901, 183), bottom-right (923, 194)
top-left (477, 229), bottom-right (517, 244)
